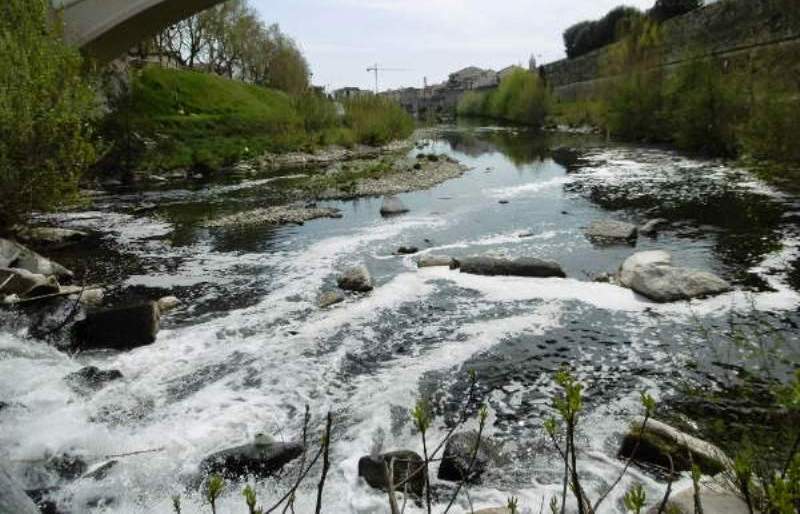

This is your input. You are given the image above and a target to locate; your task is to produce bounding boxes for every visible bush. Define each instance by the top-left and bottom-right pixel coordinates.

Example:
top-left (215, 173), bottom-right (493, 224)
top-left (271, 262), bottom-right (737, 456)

top-left (343, 96), bottom-right (414, 146)
top-left (293, 92), bottom-right (339, 133)
top-left (740, 89), bottom-right (800, 165)
top-left (0, 0), bottom-right (97, 230)
top-left (664, 57), bottom-right (743, 156)
top-left (458, 69), bottom-right (550, 127)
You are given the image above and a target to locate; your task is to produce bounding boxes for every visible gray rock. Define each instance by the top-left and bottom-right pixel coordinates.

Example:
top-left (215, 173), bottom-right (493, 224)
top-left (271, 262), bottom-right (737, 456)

top-left (45, 453), bottom-right (88, 481)
top-left (0, 238), bottom-right (73, 278)
top-left (639, 218), bottom-right (669, 236)
top-left (0, 268), bottom-right (60, 298)
top-left (620, 417), bottom-right (732, 475)
top-left (619, 252), bottom-right (731, 302)
top-left (618, 251), bottom-right (672, 288)
top-left (454, 256), bottom-right (566, 278)
top-left (200, 439), bottom-right (303, 480)
top-left (417, 255), bottom-right (454, 268)
top-left (438, 431), bottom-right (503, 482)
top-left (585, 220), bottom-right (638, 244)
top-left (72, 302), bottom-right (160, 350)
top-left (60, 286), bottom-right (105, 307)
top-left (397, 246), bottom-right (419, 255)
top-left (318, 290), bottom-right (345, 308)
top-left (65, 366), bottom-right (123, 392)
top-left (0, 464), bottom-right (39, 514)
top-left (379, 196), bottom-right (409, 216)
top-left (337, 265), bottom-right (373, 292)
top-left (358, 450), bottom-right (426, 497)
top-left (19, 227), bottom-right (87, 246)
top-left (551, 146), bottom-right (583, 171)
top-left (156, 296), bottom-right (180, 314)
top-left (646, 477), bottom-right (749, 514)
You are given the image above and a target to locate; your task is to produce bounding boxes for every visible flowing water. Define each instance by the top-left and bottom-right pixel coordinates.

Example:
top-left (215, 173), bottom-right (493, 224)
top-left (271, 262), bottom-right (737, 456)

top-left (2, 125), bottom-right (800, 513)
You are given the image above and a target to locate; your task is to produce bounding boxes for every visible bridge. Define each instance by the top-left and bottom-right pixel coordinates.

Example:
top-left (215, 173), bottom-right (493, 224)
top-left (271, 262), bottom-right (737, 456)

top-left (53, 0), bottom-right (227, 63)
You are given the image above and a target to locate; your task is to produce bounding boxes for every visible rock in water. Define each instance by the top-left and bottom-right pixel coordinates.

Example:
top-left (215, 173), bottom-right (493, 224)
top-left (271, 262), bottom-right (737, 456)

top-left (639, 218), bottom-right (668, 236)
top-left (455, 256), bottom-right (566, 278)
top-left (337, 265), bottom-right (373, 292)
top-left (72, 302), bottom-right (160, 350)
top-left (0, 268), bottom-right (60, 298)
top-left (397, 246), bottom-right (419, 255)
top-left (318, 290), bottom-right (345, 308)
top-left (551, 146), bottom-right (583, 171)
top-left (357, 450), bottom-right (426, 496)
top-left (619, 417), bottom-right (732, 474)
top-left (0, 464), bottom-right (39, 514)
top-left (585, 220), bottom-right (638, 244)
top-left (156, 296), bottom-right (180, 314)
top-left (379, 196), bottom-right (409, 216)
top-left (438, 431), bottom-right (503, 482)
top-left (646, 477), bottom-right (750, 514)
top-left (417, 255), bottom-right (454, 268)
top-left (619, 251), bottom-right (731, 302)
top-left (618, 251), bottom-right (672, 287)
top-left (200, 440), bottom-right (303, 479)
top-left (0, 238), bottom-right (73, 278)
top-left (19, 227), bottom-right (87, 246)
top-left (65, 366), bottom-right (123, 392)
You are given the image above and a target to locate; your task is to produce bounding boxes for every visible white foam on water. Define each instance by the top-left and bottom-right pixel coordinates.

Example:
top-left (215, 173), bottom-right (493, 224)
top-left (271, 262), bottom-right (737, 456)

top-left (489, 176), bottom-right (572, 199)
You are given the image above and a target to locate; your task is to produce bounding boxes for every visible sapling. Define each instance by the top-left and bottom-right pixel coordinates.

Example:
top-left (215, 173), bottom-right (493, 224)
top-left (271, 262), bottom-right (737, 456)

top-left (172, 495), bottom-right (181, 514)
top-left (412, 398), bottom-right (434, 514)
top-left (623, 484), bottom-right (647, 514)
top-left (206, 474), bottom-right (225, 514)
top-left (507, 495), bottom-right (520, 514)
top-left (243, 484), bottom-right (262, 514)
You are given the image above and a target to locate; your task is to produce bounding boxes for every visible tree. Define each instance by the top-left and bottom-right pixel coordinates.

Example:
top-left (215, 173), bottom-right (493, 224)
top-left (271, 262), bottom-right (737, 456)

top-left (563, 6), bottom-right (644, 59)
top-left (649, 0), bottom-right (703, 23)
top-left (0, 0), bottom-right (97, 231)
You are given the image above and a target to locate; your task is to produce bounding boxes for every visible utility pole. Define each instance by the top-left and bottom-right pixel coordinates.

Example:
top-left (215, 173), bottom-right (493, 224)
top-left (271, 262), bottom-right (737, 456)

top-left (366, 63), bottom-right (410, 94)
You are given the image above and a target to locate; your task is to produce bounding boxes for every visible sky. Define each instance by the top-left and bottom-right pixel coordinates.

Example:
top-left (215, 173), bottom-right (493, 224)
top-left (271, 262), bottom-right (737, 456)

top-left (250, 0), bottom-right (656, 93)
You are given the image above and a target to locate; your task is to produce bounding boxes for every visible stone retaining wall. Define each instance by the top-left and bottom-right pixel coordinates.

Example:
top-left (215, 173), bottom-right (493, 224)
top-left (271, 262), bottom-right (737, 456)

top-left (542, 0), bottom-right (800, 101)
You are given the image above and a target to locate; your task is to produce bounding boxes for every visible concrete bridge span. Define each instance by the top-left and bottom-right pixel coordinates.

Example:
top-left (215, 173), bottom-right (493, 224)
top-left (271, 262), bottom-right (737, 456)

top-left (53, 0), bottom-right (226, 63)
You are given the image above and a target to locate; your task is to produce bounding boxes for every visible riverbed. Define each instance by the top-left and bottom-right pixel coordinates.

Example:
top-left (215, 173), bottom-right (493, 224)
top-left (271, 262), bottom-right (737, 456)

top-left (1, 125), bottom-right (799, 513)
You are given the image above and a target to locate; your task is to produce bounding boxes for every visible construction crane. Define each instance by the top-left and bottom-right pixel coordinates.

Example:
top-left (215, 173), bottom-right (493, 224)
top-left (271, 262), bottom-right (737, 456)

top-left (366, 63), bottom-right (410, 94)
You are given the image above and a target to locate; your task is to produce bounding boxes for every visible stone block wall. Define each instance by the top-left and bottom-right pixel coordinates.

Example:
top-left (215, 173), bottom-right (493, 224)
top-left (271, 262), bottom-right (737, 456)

top-left (542, 0), bottom-right (800, 101)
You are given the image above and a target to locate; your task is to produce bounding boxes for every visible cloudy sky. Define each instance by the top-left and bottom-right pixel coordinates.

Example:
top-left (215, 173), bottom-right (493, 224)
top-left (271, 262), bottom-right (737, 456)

top-left (250, 0), bottom-right (655, 92)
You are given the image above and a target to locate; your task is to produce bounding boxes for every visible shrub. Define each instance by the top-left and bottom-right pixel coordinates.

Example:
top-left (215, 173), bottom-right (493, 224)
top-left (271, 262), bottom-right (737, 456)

top-left (343, 96), bottom-right (414, 146)
top-left (458, 69), bottom-right (550, 127)
top-left (0, 0), bottom-right (97, 230)
top-left (740, 86), bottom-right (800, 165)
top-left (293, 92), bottom-right (339, 133)
top-left (663, 56), bottom-right (743, 156)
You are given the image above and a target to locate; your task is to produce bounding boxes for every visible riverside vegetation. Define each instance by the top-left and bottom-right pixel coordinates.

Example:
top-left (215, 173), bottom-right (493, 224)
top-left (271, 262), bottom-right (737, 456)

top-left (458, 0), bottom-right (800, 172)
top-left (0, 0), bottom-right (413, 230)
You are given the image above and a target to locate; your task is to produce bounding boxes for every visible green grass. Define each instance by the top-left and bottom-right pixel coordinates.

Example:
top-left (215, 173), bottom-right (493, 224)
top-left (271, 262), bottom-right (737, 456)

top-left (110, 67), bottom-right (413, 173)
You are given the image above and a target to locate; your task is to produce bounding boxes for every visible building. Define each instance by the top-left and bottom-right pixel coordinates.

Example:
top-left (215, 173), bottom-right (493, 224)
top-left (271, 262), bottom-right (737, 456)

top-left (332, 87), bottom-right (372, 101)
top-left (447, 67), bottom-right (498, 90)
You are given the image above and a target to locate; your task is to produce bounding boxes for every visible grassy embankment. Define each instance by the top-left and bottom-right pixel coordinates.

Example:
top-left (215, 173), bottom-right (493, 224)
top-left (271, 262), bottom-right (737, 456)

top-left (108, 66), bottom-right (414, 173)
top-left (546, 18), bottom-right (800, 172)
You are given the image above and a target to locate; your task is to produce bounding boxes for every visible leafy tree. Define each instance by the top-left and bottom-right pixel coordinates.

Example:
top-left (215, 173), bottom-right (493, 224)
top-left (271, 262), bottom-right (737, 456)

top-left (649, 0), bottom-right (703, 23)
top-left (0, 0), bottom-right (97, 231)
top-left (563, 6), bottom-right (644, 59)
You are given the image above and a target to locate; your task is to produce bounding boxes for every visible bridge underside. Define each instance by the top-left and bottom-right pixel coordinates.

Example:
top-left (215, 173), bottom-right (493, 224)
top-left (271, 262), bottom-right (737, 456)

top-left (59, 0), bottom-right (224, 63)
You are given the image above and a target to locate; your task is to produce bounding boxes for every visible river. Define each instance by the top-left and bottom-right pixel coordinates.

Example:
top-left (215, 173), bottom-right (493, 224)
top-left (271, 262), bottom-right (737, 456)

top-left (1, 125), bottom-right (799, 513)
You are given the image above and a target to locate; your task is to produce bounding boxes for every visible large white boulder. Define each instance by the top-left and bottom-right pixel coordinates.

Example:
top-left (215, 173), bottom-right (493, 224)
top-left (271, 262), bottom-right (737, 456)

top-left (619, 251), bottom-right (731, 302)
